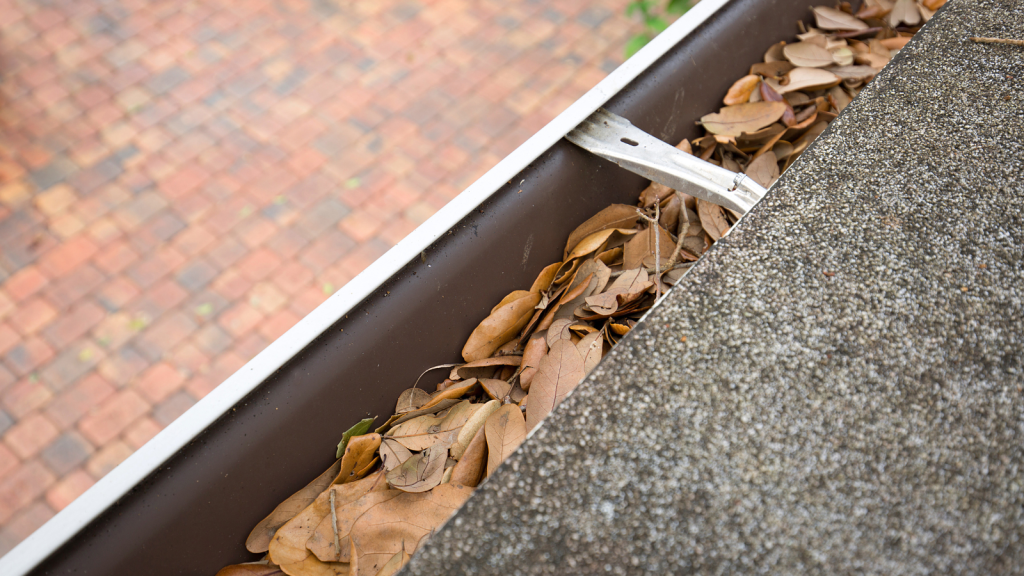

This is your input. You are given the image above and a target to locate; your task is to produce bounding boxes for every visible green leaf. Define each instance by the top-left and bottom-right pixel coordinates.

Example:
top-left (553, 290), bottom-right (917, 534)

top-left (336, 417), bottom-right (376, 458)
top-left (648, 16), bottom-right (669, 32)
top-left (667, 0), bottom-right (691, 15)
top-left (625, 34), bottom-right (650, 58)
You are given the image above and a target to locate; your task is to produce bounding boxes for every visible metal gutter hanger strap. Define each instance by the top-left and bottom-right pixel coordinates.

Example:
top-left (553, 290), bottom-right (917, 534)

top-left (566, 108), bottom-right (766, 215)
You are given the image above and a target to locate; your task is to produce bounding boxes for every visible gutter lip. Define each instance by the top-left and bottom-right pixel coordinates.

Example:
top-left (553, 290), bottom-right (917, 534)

top-left (0, 1), bottom-right (732, 573)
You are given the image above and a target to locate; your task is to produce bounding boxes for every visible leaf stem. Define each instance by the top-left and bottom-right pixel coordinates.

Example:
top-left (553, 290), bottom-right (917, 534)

top-left (970, 36), bottom-right (1024, 46)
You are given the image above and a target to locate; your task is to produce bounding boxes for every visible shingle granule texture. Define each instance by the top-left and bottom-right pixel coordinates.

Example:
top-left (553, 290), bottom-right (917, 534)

top-left (403, 0), bottom-right (1024, 573)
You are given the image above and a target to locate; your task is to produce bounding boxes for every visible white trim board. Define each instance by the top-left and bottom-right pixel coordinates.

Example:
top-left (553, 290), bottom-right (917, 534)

top-left (0, 1), bottom-right (731, 573)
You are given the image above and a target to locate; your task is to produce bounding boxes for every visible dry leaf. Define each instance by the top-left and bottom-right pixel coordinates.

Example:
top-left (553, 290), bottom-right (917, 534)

top-left (744, 151), bottom-right (780, 188)
top-left (697, 199), bottom-right (730, 241)
top-left (565, 228), bottom-right (637, 262)
top-left (830, 46), bottom-right (855, 66)
top-left (879, 36), bottom-right (912, 50)
top-left (771, 68), bottom-right (841, 93)
top-left (216, 563), bottom-right (285, 576)
top-left (379, 439), bottom-right (413, 472)
top-left (450, 425), bottom-right (487, 487)
top-left (638, 181), bottom-right (673, 207)
top-left (658, 193), bottom-right (681, 231)
top-left (461, 291), bottom-right (540, 362)
top-left (577, 331), bottom-right (603, 375)
top-left (791, 121), bottom-right (829, 156)
top-left (484, 404), bottom-right (527, 476)
top-left (750, 61), bottom-right (795, 80)
top-left (372, 550), bottom-right (410, 576)
top-left (268, 489), bottom-right (347, 576)
top-left (563, 206), bottom-right (640, 259)
top-left (888, 0), bottom-right (921, 26)
top-left (764, 40), bottom-right (787, 62)
top-left (812, 6), bottom-right (869, 30)
top-left (520, 334), bottom-right (547, 390)
top-left (584, 268), bottom-right (651, 316)
top-left (529, 262), bottom-right (562, 294)
top-left (700, 102), bottom-right (788, 137)
top-left (783, 42), bottom-right (835, 67)
top-left (386, 443), bottom-right (447, 493)
top-left (306, 472), bottom-right (388, 563)
top-left (450, 399), bottom-right (500, 459)
top-left (623, 224), bottom-right (674, 270)
top-left (723, 75), bottom-right (761, 105)
top-left (417, 379), bottom-right (480, 413)
top-left (827, 65), bottom-right (877, 82)
top-left (546, 319), bottom-right (575, 347)
top-left (335, 434), bottom-right (381, 485)
top-left (450, 357), bottom-right (521, 381)
top-left (386, 398), bottom-right (460, 429)
top-left (479, 378), bottom-right (512, 401)
top-left (394, 388), bottom-right (431, 415)
top-left (525, 339), bottom-right (585, 431)
top-left (386, 400), bottom-right (480, 451)
top-left (346, 484), bottom-right (472, 576)
top-left (247, 459), bottom-right (342, 553)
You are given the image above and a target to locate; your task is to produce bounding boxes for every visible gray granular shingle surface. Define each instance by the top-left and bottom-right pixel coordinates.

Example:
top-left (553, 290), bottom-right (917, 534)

top-left (404, 0), bottom-right (1024, 574)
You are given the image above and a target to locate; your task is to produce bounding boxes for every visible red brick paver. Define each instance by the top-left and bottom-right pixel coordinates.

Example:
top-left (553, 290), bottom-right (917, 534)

top-left (0, 0), bottom-right (646, 556)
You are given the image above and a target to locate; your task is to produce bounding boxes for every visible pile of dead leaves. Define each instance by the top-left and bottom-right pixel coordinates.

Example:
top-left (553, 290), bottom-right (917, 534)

top-left (216, 3), bottom-right (936, 575)
top-left (697, 0), bottom-right (939, 184)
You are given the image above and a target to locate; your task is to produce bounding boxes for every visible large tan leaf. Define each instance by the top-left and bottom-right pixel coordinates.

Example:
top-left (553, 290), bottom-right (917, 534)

top-left (385, 398), bottom-right (460, 429)
top-left (563, 205), bottom-right (640, 259)
top-left (216, 563), bottom-right (285, 576)
top-left (371, 550), bottom-right (410, 576)
top-left (450, 425), bottom-right (487, 487)
top-left (697, 199), bottom-right (730, 241)
top-left (306, 472), bottom-right (388, 563)
top-left (347, 484), bottom-right (473, 576)
top-left (480, 378), bottom-right (512, 401)
top-left (386, 443), bottom-right (447, 493)
top-left (577, 331), bottom-right (604, 375)
top-left (379, 439), bottom-right (412, 472)
top-left (519, 334), bottom-right (548, 391)
top-left (525, 339), bottom-right (585, 431)
top-left (386, 400), bottom-right (480, 451)
top-left (247, 459), bottom-right (342, 553)
top-left (772, 68), bottom-right (841, 94)
top-left (700, 102), bottom-right (787, 137)
top-left (416, 378), bottom-right (480, 413)
top-left (547, 259), bottom-right (609, 326)
top-left (394, 388), bottom-right (431, 415)
top-left (888, 0), bottom-right (920, 26)
top-left (529, 261), bottom-right (562, 294)
top-left (723, 75), bottom-right (760, 106)
top-left (484, 404), bottom-right (527, 477)
top-left (782, 42), bottom-right (834, 68)
top-left (623, 225), bottom-right (674, 270)
top-left (827, 65), bottom-right (877, 82)
top-left (812, 6), bottom-right (868, 30)
top-left (449, 357), bottom-right (521, 381)
top-left (490, 290), bottom-right (532, 314)
top-left (584, 268), bottom-right (652, 316)
top-left (564, 228), bottom-right (637, 263)
top-left (639, 181), bottom-right (673, 208)
top-left (268, 489), bottom-right (349, 576)
top-left (334, 434), bottom-right (381, 485)
top-left (461, 291), bottom-right (540, 362)
top-left (545, 318), bottom-right (574, 347)
top-left (744, 151), bottom-right (780, 189)
top-left (450, 399), bottom-right (500, 459)
top-left (537, 273), bottom-right (593, 331)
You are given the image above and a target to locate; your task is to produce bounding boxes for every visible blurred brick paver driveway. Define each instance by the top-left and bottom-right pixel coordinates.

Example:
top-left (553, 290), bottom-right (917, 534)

top-left (0, 0), bottom-right (643, 556)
